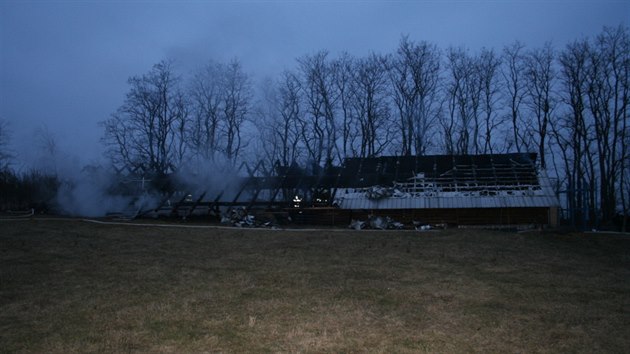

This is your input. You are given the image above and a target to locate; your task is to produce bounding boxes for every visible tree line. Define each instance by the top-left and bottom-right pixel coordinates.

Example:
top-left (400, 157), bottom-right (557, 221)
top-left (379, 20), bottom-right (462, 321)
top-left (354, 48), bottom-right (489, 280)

top-left (101, 26), bottom-right (628, 228)
top-left (0, 26), bottom-right (622, 227)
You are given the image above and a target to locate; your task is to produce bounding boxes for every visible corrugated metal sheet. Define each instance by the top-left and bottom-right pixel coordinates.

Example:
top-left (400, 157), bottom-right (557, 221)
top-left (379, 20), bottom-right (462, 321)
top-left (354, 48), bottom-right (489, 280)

top-left (337, 194), bottom-right (559, 210)
top-left (335, 170), bottom-right (560, 210)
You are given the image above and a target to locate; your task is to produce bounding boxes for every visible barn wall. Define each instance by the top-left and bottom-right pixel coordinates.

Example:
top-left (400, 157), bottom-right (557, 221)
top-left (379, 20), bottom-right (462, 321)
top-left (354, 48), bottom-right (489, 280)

top-left (291, 207), bottom-right (553, 227)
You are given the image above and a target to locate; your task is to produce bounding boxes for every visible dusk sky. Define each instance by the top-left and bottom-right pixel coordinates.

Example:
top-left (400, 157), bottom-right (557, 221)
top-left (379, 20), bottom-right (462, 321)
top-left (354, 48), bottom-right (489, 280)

top-left (1, 0), bottom-right (629, 169)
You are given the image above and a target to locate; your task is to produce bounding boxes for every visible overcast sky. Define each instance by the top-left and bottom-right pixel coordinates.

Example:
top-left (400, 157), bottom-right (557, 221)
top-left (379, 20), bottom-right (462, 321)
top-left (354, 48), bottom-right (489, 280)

top-left (1, 0), bottom-right (628, 168)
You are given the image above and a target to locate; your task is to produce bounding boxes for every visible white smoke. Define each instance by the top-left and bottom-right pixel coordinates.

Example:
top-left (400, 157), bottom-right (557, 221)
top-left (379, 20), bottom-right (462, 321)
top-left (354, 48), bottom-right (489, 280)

top-left (23, 126), bottom-right (253, 217)
top-left (55, 167), bottom-right (131, 217)
top-left (22, 128), bottom-right (138, 217)
top-left (174, 155), bottom-right (243, 202)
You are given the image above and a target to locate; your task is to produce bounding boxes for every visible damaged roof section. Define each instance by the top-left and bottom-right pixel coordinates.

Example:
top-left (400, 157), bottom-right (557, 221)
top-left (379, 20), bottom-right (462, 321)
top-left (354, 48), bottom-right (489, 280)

top-left (238, 153), bottom-right (558, 211)
top-left (336, 153), bottom-right (540, 188)
top-left (334, 153), bottom-right (559, 210)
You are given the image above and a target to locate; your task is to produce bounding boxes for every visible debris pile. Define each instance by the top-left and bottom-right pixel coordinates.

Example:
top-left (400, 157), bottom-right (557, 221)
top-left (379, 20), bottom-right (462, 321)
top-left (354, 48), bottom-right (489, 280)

top-left (391, 189), bottom-right (411, 198)
top-left (348, 215), bottom-right (446, 231)
top-left (349, 219), bottom-right (366, 230)
top-left (349, 215), bottom-right (405, 230)
top-left (412, 221), bottom-right (447, 231)
top-left (221, 207), bottom-right (277, 228)
top-left (365, 186), bottom-right (394, 200)
top-left (413, 220), bottom-right (432, 231)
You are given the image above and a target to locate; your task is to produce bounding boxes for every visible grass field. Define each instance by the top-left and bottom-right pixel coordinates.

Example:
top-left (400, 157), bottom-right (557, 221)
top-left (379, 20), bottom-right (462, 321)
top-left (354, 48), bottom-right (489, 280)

top-left (1, 219), bottom-right (629, 353)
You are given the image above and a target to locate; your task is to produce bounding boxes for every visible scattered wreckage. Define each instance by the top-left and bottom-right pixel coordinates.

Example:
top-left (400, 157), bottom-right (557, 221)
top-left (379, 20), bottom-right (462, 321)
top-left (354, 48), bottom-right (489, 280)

top-left (220, 207), bottom-right (280, 228)
top-left (349, 215), bottom-right (440, 231)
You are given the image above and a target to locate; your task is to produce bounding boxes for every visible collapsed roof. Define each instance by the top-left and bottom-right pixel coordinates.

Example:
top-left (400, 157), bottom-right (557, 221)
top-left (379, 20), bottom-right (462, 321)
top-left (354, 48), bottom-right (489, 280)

top-left (244, 153), bottom-right (559, 210)
top-left (337, 153), bottom-right (539, 188)
top-left (335, 153), bottom-right (559, 209)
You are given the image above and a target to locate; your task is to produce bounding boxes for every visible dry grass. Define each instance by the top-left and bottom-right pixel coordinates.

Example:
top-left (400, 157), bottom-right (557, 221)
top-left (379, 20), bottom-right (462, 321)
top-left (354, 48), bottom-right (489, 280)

top-left (1, 219), bottom-right (629, 353)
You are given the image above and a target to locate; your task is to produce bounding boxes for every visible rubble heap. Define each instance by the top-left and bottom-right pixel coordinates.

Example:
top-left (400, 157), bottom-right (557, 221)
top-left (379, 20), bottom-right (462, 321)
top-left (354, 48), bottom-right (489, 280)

top-left (349, 215), bottom-right (405, 230)
top-left (221, 207), bottom-right (276, 228)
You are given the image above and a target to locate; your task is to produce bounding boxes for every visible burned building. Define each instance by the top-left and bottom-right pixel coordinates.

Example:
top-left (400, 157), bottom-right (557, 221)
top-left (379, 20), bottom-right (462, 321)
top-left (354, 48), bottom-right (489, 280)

top-left (330, 153), bottom-right (559, 226)
top-left (242, 153), bottom-right (559, 227)
top-left (136, 153), bottom-right (558, 228)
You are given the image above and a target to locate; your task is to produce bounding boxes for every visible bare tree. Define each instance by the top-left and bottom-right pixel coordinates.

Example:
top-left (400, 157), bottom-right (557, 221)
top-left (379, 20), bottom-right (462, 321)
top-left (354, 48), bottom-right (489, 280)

top-left (332, 52), bottom-right (360, 160)
top-left (586, 26), bottom-right (630, 225)
top-left (351, 53), bottom-right (392, 157)
top-left (443, 47), bottom-right (483, 154)
top-left (35, 124), bottom-right (60, 175)
top-left (389, 36), bottom-right (441, 155)
top-left (188, 61), bottom-right (224, 161)
top-left (0, 119), bottom-right (12, 170)
top-left (298, 51), bottom-right (339, 167)
top-left (524, 43), bottom-right (556, 169)
top-left (188, 59), bottom-right (252, 165)
top-left (255, 71), bottom-right (304, 168)
top-left (276, 71), bottom-right (304, 166)
top-left (501, 41), bottom-right (527, 153)
top-left (221, 59), bottom-right (252, 161)
top-left (478, 48), bottom-right (503, 153)
top-left (557, 38), bottom-right (596, 225)
top-left (36, 125), bottom-right (58, 158)
top-left (101, 60), bottom-right (188, 176)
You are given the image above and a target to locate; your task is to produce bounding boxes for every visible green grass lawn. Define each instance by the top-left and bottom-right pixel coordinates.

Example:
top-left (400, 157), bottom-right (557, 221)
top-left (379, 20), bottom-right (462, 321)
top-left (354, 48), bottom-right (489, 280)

top-left (1, 219), bottom-right (629, 353)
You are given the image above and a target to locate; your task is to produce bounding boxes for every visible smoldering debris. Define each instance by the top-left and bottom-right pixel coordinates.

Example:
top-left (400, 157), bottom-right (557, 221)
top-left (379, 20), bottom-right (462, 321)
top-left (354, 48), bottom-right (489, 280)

top-left (413, 221), bottom-right (448, 231)
top-left (390, 220), bottom-right (406, 229)
top-left (349, 219), bottom-right (366, 230)
top-left (370, 215), bottom-right (405, 230)
top-left (365, 186), bottom-right (394, 200)
top-left (348, 215), bottom-right (445, 231)
top-left (413, 220), bottom-right (431, 231)
top-left (369, 215), bottom-right (388, 229)
top-left (221, 207), bottom-right (278, 228)
top-left (222, 207), bottom-right (256, 227)
top-left (349, 215), bottom-right (405, 230)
